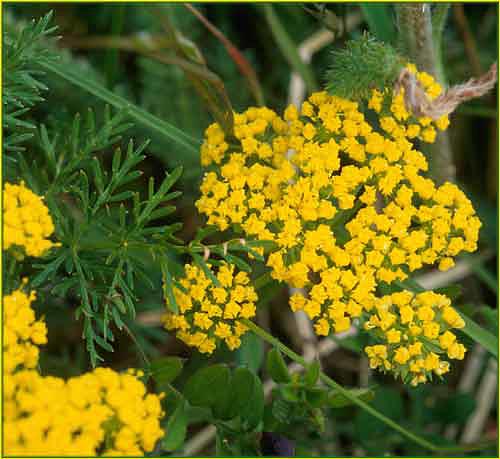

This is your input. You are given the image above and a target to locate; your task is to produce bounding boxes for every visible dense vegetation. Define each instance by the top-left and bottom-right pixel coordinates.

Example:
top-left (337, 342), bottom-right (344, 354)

top-left (3, 3), bottom-right (498, 457)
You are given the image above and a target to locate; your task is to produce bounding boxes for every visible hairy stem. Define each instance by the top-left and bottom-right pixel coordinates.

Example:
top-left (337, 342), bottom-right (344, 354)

top-left (396, 3), bottom-right (456, 185)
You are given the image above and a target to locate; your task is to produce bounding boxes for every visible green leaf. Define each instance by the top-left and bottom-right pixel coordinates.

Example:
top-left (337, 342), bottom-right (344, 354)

top-left (184, 364), bottom-right (231, 408)
top-left (229, 367), bottom-right (258, 416)
top-left (460, 312), bottom-right (498, 359)
top-left (304, 361), bottom-right (320, 387)
top-left (161, 257), bottom-right (179, 314)
top-left (223, 253), bottom-right (251, 273)
top-left (477, 306), bottom-right (498, 334)
top-left (214, 366), bottom-right (255, 421)
top-left (94, 334), bottom-right (114, 353)
top-left (150, 357), bottom-right (183, 386)
top-left (328, 386), bottom-right (376, 408)
top-left (271, 398), bottom-right (293, 425)
top-left (239, 370), bottom-right (264, 431)
top-left (266, 348), bottom-right (291, 383)
top-left (160, 166), bottom-right (184, 196)
top-left (236, 332), bottom-right (264, 374)
top-left (470, 262), bottom-right (498, 294)
top-left (31, 253), bottom-right (66, 287)
top-left (305, 387), bottom-right (328, 408)
top-left (162, 400), bottom-right (188, 452)
top-left (281, 385), bottom-right (300, 403)
top-left (194, 225), bottom-right (219, 243)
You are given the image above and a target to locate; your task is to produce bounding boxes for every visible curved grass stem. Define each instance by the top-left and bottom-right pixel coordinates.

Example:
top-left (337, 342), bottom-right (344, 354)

top-left (242, 319), bottom-right (496, 454)
top-left (37, 58), bottom-right (200, 160)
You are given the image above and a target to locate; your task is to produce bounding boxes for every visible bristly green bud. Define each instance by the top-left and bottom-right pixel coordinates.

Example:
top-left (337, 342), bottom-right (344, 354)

top-left (325, 34), bottom-right (405, 102)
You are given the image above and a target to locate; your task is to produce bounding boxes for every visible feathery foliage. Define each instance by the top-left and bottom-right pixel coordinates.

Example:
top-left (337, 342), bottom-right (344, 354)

top-left (3, 11), bottom-right (57, 153)
top-left (18, 106), bottom-right (183, 367)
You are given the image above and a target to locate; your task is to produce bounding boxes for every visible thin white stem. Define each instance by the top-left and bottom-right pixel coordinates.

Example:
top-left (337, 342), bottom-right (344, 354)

top-left (460, 358), bottom-right (498, 444)
top-left (415, 252), bottom-right (493, 290)
top-left (444, 344), bottom-right (486, 439)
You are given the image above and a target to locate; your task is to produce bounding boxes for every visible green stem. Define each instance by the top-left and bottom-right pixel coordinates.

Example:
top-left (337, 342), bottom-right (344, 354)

top-left (243, 320), bottom-right (437, 451)
top-left (395, 3), bottom-right (455, 185)
top-left (105, 5), bottom-right (125, 87)
top-left (431, 4), bottom-right (450, 83)
top-left (242, 319), bottom-right (495, 453)
top-left (123, 323), bottom-right (150, 366)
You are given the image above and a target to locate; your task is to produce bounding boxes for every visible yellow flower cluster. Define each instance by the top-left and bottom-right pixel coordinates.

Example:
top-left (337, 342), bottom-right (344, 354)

top-left (195, 62), bottom-right (480, 384)
top-left (364, 291), bottom-right (466, 386)
top-left (4, 289), bottom-right (47, 374)
top-left (197, 107), bottom-right (296, 232)
top-left (4, 182), bottom-right (59, 257)
top-left (5, 368), bottom-right (164, 456)
top-left (163, 263), bottom-right (257, 353)
top-left (4, 289), bottom-right (165, 456)
top-left (196, 82), bottom-right (479, 336)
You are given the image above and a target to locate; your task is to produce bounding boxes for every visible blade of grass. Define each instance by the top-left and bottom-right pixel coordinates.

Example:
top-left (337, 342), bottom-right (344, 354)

top-left (471, 264), bottom-right (499, 294)
top-left (62, 33), bottom-right (234, 136)
top-left (260, 4), bottom-right (318, 93)
top-left (150, 7), bottom-right (234, 136)
top-left (460, 312), bottom-right (498, 359)
top-left (37, 57), bottom-right (200, 160)
top-left (185, 3), bottom-right (265, 106)
top-left (360, 4), bottom-right (397, 44)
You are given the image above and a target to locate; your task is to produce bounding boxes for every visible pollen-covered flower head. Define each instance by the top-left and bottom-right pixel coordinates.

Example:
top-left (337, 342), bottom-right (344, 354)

top-left (364, 290), bottom-right (466, 386)
top-left (162, 262), bottom-right (258, 354)
top-left (4, 182), bottom-right (59, 257)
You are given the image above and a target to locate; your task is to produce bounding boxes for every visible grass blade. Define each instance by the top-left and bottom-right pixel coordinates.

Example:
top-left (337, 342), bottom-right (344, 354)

top-left (260, 4), bottom-right (318, 93)
top-left (360, 4), bottom-right (397, 44)
top-left (460, 312), bottom-right (498, 358)
top-left (37, 58), bottom-right (200, 159)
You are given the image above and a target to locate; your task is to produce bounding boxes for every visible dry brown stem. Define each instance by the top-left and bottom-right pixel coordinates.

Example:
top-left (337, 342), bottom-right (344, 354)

top-left (396, 62), bottom-right (497, 120)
